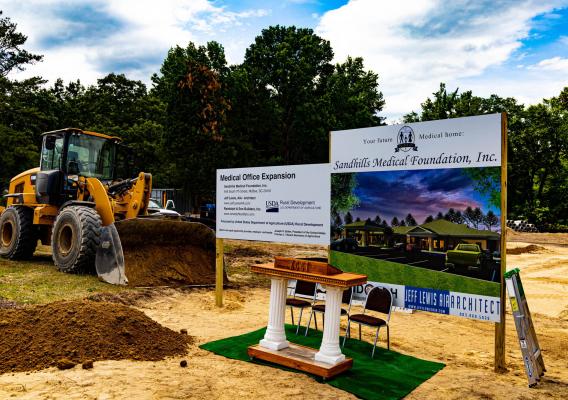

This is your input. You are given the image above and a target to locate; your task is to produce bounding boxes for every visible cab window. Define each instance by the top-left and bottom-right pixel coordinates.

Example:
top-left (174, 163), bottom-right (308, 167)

top-left (41, 135), bottom-right (64, 170)
top-left (67, 133), bottom-right (116, 180)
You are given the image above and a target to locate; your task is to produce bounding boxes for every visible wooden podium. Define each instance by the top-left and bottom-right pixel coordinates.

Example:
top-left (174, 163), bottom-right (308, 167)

top-left (248, 257), bottom-right (367, 379)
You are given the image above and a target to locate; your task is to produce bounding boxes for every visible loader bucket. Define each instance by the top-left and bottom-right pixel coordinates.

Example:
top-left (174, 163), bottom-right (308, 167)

top-left (112, 218), bottom-right (225, 287)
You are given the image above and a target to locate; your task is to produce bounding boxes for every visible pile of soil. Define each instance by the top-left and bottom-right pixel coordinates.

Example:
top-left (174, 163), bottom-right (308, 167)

top-left (507, 227), bottom-right (568, 245)
top-left (87, 288), bottom-right (157, 305)
top-left (507, 244), bottom-right (547, 255)
top-left (116, 219), bottom-right (227, 287)
top-left (0, 300), bottom-right (191, 374)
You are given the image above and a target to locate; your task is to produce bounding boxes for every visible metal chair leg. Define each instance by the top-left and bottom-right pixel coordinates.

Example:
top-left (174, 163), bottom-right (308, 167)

top-left (314, 312), bottom-right (318, 331)
top-left (342, 319), bottom-right (351, 347)
top-left (289, 307), bottom-right (294, 325)
top-left (296, 307), bottom-right (304, 334)
top-left (359, 323), bottom-right (362, 341)
top-left (387, 324), bottom-right (390, 350)
top-left (305, 310), bottom-right (313, 336)
top-left (372, 326), bottom-right (380, 359)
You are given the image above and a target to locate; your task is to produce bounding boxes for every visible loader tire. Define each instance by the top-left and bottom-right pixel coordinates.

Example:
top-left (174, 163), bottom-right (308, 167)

top-left (0, 206), bottom-right (38, 260)
top-left (52, 206), bottom-right (102, 274)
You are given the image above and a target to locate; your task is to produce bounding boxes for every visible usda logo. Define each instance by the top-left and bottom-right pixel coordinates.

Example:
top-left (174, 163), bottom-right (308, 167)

top-left (266, 201), bottom-right (279, 213)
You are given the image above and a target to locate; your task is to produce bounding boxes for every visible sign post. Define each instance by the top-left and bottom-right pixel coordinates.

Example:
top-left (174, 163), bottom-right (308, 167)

top-left (216, 237), bottom-right (224, 307)
top-left (495, 112), bottom-right (508, 371)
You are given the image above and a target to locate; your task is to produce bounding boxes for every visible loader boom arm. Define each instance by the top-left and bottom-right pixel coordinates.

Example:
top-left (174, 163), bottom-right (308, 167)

top-left (86, 178), bottom-right (115, 226)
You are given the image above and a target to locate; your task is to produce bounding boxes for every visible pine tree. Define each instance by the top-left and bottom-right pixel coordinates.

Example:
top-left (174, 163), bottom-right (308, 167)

top-left (405, 213), bottom-right (417, 226)
top-left (483, 210), bottom-right (499, 231)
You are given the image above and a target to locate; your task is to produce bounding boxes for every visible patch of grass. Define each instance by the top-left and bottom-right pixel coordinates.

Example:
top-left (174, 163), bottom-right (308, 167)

top-left (330, 251), bottom-right (500, 297)
top-left (0, 254), bottom-right (134, 305)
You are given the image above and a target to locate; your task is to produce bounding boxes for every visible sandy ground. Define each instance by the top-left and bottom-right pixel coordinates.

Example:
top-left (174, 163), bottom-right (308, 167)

top-left (1, 234), bottom-right (567, 399)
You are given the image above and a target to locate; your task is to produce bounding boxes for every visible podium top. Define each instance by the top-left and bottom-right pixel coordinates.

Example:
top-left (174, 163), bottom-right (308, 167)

top-left (251, 257), bottom-right (367, 288)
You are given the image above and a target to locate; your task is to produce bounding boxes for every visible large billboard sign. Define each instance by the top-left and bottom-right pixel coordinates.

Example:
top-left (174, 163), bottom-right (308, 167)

top-left (330, 114), bottom-right (504, 322)
top-left (216, 164), bottom-right (330, 245)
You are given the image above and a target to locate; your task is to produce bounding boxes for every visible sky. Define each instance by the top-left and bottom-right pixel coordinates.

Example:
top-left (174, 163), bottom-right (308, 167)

top-left (347, 168), bottom-right (500, 226)
top-left (1, 0), bottom-right (567, 121)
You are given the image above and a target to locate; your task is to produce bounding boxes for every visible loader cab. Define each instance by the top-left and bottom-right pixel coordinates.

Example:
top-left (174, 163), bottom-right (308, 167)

top-left (36, 129), bottom-right (123, 205)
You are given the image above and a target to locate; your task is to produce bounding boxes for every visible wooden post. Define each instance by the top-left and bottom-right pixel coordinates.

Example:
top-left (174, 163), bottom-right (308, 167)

top-left (216, 237), bottom-right (224, 307)
top-left (495, 112), bottom-right (508, 372)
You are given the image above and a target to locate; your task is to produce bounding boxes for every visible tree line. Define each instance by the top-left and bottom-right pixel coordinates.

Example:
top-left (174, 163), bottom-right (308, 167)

top-left (0, 11), bottom-right (566, 230)
top-left (337, 206), bottom-right (499, 232)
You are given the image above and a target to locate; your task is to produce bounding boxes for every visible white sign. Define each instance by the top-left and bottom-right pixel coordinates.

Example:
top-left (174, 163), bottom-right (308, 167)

top-left (216, 164), bottom-right (330, 244)
top-left (331, 113), bottom-right (501, 173)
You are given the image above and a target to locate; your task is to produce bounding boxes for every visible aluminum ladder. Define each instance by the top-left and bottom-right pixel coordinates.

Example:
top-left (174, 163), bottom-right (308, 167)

top-left (504, 268), bottom-right (545, 387)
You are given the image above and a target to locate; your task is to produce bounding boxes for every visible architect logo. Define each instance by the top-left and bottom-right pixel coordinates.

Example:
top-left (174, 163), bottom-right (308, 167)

top-left (395, 126), bottom-right (418, 152)
top-left (266, 201), bottom-right (279, 213)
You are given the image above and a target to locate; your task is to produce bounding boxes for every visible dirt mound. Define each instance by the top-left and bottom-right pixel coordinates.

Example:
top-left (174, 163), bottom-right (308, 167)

top-left (87, 289), bottom-right (156, 306)
top-left (507, 244), bottom-right (548, 255)
top-left (115, 219), bottom-right (227, 287)
top-left (0, 300), bottom-right (190, 374)
top-left (507, 228), bottom-right (568, 245)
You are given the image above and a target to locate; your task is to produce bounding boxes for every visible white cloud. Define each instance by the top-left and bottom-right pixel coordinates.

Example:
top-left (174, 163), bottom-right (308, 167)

top-left (0, 0), bottom-right (268, 85)
top-left (316, 0), bottom-right (568, 120)
top-left (529, 56), bottom-right (568, 71)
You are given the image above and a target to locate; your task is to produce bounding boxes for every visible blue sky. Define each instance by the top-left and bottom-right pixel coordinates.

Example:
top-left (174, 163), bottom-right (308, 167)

top-left (347, 168), bottom-right (500, 227)
top-left (1, 0), bottom-right (566, 121)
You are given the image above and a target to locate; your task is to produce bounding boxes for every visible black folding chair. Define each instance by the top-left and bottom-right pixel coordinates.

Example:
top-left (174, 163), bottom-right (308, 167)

top-left (342, 286), bottom-right (392, 358)
top-left (305, 287), bottom-right (352, 336)
top-left (286, 280), bottom-right (317, 334)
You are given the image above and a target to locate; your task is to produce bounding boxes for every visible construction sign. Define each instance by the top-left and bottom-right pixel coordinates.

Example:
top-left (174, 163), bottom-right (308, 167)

top-left (329, 114), bottom-right (505, 322)
top-left (216, 164), bottom-right (330, 245)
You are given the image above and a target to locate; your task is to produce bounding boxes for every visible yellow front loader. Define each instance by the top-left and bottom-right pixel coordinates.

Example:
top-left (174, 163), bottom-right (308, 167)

top-left (0, 128), bottom-right (221, 286)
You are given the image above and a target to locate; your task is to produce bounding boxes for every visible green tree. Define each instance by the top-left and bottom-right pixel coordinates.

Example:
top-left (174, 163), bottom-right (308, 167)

top-left (444, 208), bottom-right (457, 222)
top-left (483, 210), bottom-right (499, 231)
top-left (235, 26), bottom-right (384, 166)
top-left (151, 42), bottom-right (230, 196)
top-left (471, 207), bottom-right (484, 229)
top-left (462, 167), bottom-right (501, 209)
top-left (391, 216), bottom-right (399, 227)
top-left (331, 173), bottom-right (358, 218)
top-left (82, 73), bottom-right (157, 132)
top-left (0, 11), bottom-right (42, 76)
top-left (0, 124), bottom-right (37, 190)
top-left (324, 56), bottom-right (384, 129)
top-left (374, 214), bottom-right (381, 224)
top-left (344, 211), bottom-right (353, 225)
top-left (241, 26), bottom-right (334, 164)
top-left (463, 206), bottom-right (475, 228)
top-left (405, 213), bottom-right (417, 226)
top-left (424, 215), bottom-right (434, 224)
top-left (334, 214), bottom-right (343, 227)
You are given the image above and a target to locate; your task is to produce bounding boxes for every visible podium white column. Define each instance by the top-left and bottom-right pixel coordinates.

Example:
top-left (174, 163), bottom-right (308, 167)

top-left (260, 277), bottom-right (289, 350)
top-left (315, 286), bottom-right (346, 364)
